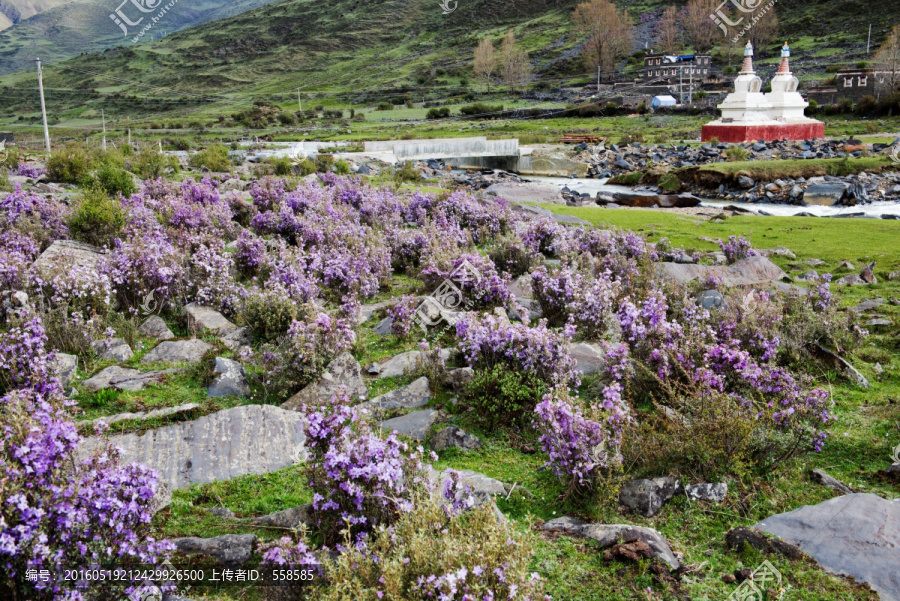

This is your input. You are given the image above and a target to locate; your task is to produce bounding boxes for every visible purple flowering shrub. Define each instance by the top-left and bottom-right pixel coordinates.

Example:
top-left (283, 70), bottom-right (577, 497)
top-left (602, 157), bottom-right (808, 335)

top-left (301, 394), bottom-right (427, 545)
top-left (718, 235), bottom-right (758, 264)
top-left (616, 282), bottom-right (838, 478)
top-left (421, 253), bottom-right (512, 309)
top-left (260, 482), bottom-right (546, 601)
top-left (388, 294), bottom-right (418, 339)
top-left (530, 265), bottom-right (619, 338)
top-left (1, 185), bottom-right (69, 249)
top-left (0, 317), bottom-right (171, 600)
top-left (456, 314), bottom-right (579, 390)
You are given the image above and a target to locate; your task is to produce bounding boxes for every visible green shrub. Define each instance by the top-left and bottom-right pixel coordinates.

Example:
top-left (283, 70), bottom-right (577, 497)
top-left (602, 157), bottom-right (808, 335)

top-left (315, 154), bottom-right (335, 173)
top-left (392, 161), bottom-right (421, 184)
top-left (47, 142), bottom-right (95, 184)
top-left (189, 145), bottom-right (231, 172)
top-left (725, 145), bottom-right (750, 161)
top-left (267, 156), bottom-right (294, 176)
top-left (83, 162), bottom-right (136, 198)
top-left (240, 290), bottom-right (299, 343)
top-left (467, 365), bottom-right (548, 428)
top-left (617, 132), bottom-right (645, 145)
top-left (66, 187), bottom-right (126, 247)
top-left (657, 172), bottom-right (682, 193)
top-left (296, 158), bottom-right (316, 176)
top-left (130, 145), bottom-right (171, 179)
top-left (0, 168), bottom-right (10, 192)
top-left (334, 159), bottom-right (351, 175)
top-left (488, 236), bottom-right (535, 277)
top-left (277, 111), bottom-right (298, 125)
top-left (426, 106), bottom-right (451, 119)
top-left (0, 147), bottom-right (21, 170)
top-left (459, 103), bottom-right (503, 118)
top-left (376, 102), bottom-right (394, 111)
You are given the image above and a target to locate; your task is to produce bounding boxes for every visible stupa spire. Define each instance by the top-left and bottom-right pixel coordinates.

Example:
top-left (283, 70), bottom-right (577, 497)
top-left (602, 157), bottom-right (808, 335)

top-left (777, 41), bottom-right (791, 75)
top-left (741, 41), bottom-right (755, 74)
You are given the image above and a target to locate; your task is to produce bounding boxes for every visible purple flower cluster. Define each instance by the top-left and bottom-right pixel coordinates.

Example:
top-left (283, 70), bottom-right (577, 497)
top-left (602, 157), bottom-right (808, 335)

top-left (421, 253), bottom-right (512, 309)
top-left (301, 394), bottom-right (425, 545)
top-left (413, 565), bottom-right (547, 601)
top-left (455, 314), bottom-right (580, 389)
top-left (0, 317), bottom-right (171, 599)
top-left (388, 295), bottom-right (418, 339)
top-left (718, 235), bottom-right (759, 264)
top-left (14, 164), bottom-right (46, 179)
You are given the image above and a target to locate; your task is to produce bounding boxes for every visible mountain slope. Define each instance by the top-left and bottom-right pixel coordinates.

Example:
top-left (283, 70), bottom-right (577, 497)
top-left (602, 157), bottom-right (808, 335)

top-left (0, 0), bottom-right (77, 30)
top-left (0, 0), bottom-right (897, 122)
top-left (0, 0), bottom-right (280, 74)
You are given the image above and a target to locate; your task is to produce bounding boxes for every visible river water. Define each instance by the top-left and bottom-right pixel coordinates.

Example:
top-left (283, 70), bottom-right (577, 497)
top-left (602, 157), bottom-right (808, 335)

top-left (529, 176), bottom-right (900, 218)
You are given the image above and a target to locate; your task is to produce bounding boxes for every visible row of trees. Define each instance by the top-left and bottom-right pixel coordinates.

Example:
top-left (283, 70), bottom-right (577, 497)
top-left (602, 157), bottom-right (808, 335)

top-left (473, 31), bottom-right (532, 92)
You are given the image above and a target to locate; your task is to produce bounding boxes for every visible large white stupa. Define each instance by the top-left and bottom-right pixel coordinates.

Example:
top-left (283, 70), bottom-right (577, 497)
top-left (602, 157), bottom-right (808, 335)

top-left (702, 42), bottom-right (824, 143)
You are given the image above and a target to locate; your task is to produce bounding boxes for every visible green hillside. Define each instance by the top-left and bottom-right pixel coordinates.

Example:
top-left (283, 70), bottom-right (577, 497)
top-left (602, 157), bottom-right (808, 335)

top-left (0, 0), bottom-right (897, 124)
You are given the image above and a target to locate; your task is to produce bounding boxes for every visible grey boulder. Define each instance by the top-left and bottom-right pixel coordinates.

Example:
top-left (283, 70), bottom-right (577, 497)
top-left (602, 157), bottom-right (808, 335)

top-left (92, 338), bottom-right (134, 362)
top-left (373, 348), bottom-right (450, 378)
top-left (618, 477), bottom-right (678, 517)
top-left (379, 408), bottom-right (439, 440)
top-left (79, 405), bottom-right (307, 491)
top-left (250, 504), bottom-right (314, 529)
top-left (542, 517), bottom-right (680, 569)
top-left (138, 315), bottom-right (175, 341)
top-left (802, 182), bottom-right (848, 206)
top-left (570, 342), bottom-right (606, 375)
top-left (683, 482), bottom-right (727, 503)
top-left (185, 303), bottom-right (238, 336)
top-left (361, 376), bottom-right (431, 412)
top-left (82, 365), bottom-right (176, 391)
top-left (431, 425), bottom-right (482, 452)
top-left (141, 339), bottom-right (213, 364)
top-left (756, 494), bottom-right (900, 601)
top-left (208, 357), bottom-right (250, 397)
top-left (52, 353), bottom-right (78, 387)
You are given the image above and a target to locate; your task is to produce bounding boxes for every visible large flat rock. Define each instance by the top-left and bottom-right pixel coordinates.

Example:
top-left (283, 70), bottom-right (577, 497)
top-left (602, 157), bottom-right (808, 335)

top-left (379, 408), bottom-right (438, 440)
top-left (655, 256), bottom-right (787, 288)
top-left (81, 365), bottom-right (178, 392)
top-left (360, 376), bottom-right (431, 412)
top-left (79, 405), bottom-right (307, 491)
top-left (185, 303), bottom-right (238, 336)
top-left (756, 494), bottom-right (900, 601)
top-left (484, 181), bottom-right (565, 205)
top-left (33, 240), bottom-right (105, 275)
top-left (141, 339), bottom-right (213, 364)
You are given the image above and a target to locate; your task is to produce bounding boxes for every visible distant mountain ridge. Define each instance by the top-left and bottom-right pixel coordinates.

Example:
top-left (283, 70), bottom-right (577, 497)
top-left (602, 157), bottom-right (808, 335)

top-left (0, 0), bottom-right (280, 74)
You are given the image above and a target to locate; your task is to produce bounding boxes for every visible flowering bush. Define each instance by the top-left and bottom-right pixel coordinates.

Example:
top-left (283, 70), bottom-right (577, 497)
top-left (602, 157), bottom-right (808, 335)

top-left (0, 317), bottom-right (171, 600)
top-left (530, 265), bottom-right (619, 338)
top-left (1, 185), bottom-right (69, 248)
top-left (718, 235), bottom-right (758, 264)
top-left (388, 294), bottom-right (418, 339)
top-left (421, 253), bottom-right (511, 309)
top-left (534, 390), bottom-right (624, 495)
top-left (301, 394), bottom-right (426, 545)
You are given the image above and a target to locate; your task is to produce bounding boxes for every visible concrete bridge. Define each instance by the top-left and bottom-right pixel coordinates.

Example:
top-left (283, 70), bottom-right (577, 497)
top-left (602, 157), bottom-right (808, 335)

top-left (362, 137), bottom-right (519, 160)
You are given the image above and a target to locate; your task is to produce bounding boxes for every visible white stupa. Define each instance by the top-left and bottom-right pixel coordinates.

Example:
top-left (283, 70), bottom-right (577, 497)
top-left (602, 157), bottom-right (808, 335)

top-left (702, 41), bottom-right (824, 142)
top-left (716, 41), bottom-right (773, 124)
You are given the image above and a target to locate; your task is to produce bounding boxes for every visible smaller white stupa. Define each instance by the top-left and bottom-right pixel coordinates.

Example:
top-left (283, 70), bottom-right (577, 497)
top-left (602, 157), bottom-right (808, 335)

top-left (716, 41), bottom-right (773, 123)
top-left (767, 42), bottom-right (813, 122)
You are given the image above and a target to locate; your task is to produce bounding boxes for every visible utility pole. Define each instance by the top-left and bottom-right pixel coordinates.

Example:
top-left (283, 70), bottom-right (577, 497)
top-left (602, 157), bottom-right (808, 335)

top-left (35, 58), bottom-right (51, 156)
top-left (597, 66), bottom-right (601, 92)
top-left (297, 88), bottom-right (302, 112)
top-left (689, 65), bottom-right (693, 104)
top-left (101, 109), bottom-right (107, 151)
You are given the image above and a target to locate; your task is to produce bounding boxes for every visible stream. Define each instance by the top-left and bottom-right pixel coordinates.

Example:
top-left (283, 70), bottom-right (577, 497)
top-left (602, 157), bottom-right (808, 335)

top-left (529, 176), bottom-right (900, 218)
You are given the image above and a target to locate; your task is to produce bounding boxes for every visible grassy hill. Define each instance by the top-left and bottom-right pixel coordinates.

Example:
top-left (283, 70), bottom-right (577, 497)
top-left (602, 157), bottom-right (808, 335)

top-left (0, 0), bottom-right (897, 125)
top-left (0, 0), bottom-right (77, 30)
top-left (0, 0), bottom-right (281, 75)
